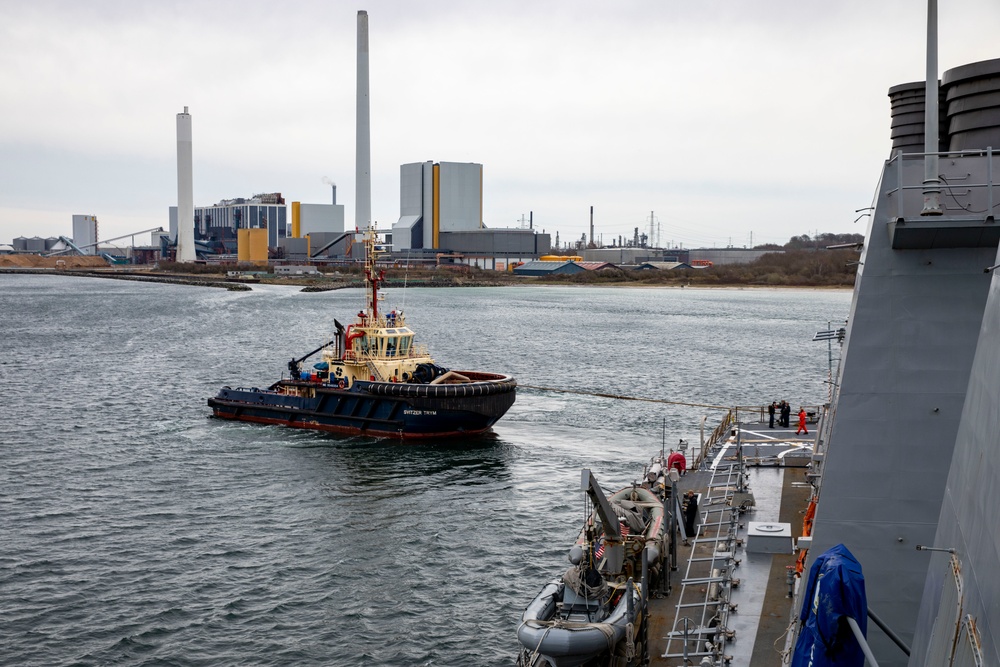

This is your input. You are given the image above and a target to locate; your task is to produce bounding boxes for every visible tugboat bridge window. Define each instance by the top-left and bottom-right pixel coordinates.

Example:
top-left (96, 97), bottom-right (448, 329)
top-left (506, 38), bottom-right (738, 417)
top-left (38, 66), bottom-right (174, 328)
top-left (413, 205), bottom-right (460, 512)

top-left (372, 329), bottom-right (413, 357)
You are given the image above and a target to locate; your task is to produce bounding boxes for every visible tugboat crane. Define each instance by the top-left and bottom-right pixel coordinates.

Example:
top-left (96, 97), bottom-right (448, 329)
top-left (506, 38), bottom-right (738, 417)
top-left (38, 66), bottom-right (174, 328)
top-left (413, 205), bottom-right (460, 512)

top-left (287, 320), bottom-right (343, 378)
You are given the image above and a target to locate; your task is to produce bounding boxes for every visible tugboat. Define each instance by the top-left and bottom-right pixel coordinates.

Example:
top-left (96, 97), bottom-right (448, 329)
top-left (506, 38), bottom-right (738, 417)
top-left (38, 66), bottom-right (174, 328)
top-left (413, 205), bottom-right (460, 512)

top-left (207, 228), bottom-right (517, 439)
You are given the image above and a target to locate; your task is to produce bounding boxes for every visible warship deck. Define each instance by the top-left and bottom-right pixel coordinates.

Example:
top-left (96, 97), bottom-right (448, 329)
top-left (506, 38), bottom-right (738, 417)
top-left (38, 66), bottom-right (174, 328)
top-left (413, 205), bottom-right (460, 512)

top-left (646, 416), bottom-right (818, 666)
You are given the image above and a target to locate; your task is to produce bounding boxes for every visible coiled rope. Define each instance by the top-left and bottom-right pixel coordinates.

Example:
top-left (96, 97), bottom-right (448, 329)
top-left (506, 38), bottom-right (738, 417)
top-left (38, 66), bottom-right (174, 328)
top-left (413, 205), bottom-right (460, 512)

top-left (625, 621), bottom-right (636, 661)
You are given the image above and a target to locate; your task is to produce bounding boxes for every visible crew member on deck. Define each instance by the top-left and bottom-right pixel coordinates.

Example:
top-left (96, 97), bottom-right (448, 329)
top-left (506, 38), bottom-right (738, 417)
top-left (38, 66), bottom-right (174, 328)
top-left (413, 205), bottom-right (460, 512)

top-left (796, 407), bottom-right (809, 435)
top-left (768, 401), bottom-right (777, 428)
top-left (683, 491), bottom-right (699, 544)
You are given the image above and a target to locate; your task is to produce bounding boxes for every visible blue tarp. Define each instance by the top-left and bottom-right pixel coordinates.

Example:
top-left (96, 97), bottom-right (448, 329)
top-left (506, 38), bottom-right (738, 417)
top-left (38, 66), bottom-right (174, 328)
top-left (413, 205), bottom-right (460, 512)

top-left (791, 543), bottom-right (868, 667)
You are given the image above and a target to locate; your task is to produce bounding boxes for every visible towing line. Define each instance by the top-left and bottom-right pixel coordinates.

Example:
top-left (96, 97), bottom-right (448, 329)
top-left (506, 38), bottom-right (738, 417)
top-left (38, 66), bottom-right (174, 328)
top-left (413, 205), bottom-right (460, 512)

top-left (518, 384), bottom-right (731, 410)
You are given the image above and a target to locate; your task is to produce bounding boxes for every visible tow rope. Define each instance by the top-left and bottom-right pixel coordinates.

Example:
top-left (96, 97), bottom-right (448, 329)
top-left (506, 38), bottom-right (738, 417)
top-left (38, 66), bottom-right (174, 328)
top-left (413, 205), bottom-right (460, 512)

top-left (519, 384), bottom-right (730, 411)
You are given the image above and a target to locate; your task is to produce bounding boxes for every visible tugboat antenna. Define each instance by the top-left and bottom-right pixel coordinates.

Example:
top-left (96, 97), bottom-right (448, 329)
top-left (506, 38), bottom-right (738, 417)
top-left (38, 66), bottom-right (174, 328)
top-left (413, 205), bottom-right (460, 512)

top-left (363, 227), bottom-right (385, 323)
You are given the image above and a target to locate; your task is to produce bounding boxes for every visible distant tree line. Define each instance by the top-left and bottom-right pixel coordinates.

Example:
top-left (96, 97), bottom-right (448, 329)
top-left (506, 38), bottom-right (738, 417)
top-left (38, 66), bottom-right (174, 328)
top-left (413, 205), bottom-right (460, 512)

top-left (546, 232), bottom-right (866, 287)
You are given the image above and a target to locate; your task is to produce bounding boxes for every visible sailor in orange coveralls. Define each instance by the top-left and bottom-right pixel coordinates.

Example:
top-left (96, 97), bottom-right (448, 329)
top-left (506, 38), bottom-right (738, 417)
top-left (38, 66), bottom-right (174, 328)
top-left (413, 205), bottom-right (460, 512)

top-left (796, 407), bottom-right (808, 435)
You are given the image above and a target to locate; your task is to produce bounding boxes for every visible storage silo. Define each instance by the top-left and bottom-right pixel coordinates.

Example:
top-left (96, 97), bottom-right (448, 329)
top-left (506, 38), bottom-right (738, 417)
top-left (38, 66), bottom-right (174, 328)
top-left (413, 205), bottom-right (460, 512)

top-left (72, 214), bottom-right (98, 254)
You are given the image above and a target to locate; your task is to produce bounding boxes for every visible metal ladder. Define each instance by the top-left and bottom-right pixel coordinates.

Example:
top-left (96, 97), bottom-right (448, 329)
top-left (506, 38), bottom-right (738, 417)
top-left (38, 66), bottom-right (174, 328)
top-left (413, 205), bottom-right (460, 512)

top-left (661, 441), bottom-right (749, 665)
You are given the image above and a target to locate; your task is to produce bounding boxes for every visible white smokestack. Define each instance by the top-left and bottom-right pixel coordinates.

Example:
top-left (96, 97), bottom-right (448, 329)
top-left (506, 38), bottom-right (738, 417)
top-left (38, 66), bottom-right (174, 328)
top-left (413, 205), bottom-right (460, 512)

top-left (175, 106), bottom-right (196, 262)
top-left (356, 10), bottom-right (371, 231)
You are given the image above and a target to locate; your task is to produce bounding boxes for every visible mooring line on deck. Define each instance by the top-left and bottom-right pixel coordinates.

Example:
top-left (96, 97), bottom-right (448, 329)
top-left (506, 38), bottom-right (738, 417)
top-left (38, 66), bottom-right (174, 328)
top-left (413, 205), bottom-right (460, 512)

top-left (518, 384), bottom-right (730, 410)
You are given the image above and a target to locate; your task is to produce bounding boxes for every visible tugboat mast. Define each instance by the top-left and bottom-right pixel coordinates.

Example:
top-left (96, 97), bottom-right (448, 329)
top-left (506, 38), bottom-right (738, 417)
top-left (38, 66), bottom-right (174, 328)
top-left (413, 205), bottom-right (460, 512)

top-left (362, 227), bottom-right (385, 324)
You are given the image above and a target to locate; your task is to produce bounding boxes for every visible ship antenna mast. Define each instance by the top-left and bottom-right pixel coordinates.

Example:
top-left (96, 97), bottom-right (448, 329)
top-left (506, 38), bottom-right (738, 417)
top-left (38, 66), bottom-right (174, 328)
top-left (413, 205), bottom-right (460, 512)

top-left (363, 226), bottom-right (384, 323)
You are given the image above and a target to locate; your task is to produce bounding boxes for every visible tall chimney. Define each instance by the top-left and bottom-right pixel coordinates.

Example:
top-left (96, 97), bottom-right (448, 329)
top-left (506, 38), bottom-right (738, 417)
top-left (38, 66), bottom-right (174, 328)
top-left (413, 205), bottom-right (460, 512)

top-left (356, 11), bottom-right (372, 231)
top-left (175, 106), bottom-right (196, 262)
top-left (589, 206), bottom-right (594, 246)
top-left (331, 183), bottom-right (337, 205)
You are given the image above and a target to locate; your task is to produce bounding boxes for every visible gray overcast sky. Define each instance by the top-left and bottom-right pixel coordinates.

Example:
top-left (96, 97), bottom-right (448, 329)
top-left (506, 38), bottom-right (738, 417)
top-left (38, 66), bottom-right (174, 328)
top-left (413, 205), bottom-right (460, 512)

top-left (2, 0), bottom-right (999, 249)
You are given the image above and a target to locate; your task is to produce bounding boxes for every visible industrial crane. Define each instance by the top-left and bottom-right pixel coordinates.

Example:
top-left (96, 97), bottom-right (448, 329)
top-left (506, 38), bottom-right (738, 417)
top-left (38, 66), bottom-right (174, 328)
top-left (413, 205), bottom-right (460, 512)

top-left (45, 227), bottom-right (165, 260)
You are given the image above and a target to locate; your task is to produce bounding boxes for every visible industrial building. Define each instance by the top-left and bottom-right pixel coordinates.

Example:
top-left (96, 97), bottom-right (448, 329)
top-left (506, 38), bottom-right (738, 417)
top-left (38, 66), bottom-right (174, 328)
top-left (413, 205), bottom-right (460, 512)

top-left (13, 236), bottom-right (61, 253)
top-left (581, 243), bottom-right (783, 267)
top-left (582, 246), bottom-right (673, 265)
top-left (291, 183), bottom-right (345, 239)
top-left (72, 215), bottom-right (98, 255)
top-left (294, 203), bottom-right (344, 237)
top-left (687, 248), bottom-right (781, 266)
top-left (513, 260), bottom-right (588, 277)
top-left (237, 228), bottom-right (269, 264)
top-left (170, 193), bottom-right (289, 254)
top-left (389, 160), bottom-right (549, 269)
top-left (164, 193), bottom-right (349, 262)
top-left (392, 161), bottom-right (483, 250)
top-left (637, 261), bottom-right (695, 271)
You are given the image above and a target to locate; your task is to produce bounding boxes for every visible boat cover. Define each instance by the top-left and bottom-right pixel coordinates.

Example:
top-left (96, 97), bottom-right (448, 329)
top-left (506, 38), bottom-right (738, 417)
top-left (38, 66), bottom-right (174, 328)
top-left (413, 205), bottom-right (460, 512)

top-left (611, 500), bottom-right (645, 535)
top-left (562, 564), bottom-right (607, 599)
top-left (791, 543), bottom-right (868, 667)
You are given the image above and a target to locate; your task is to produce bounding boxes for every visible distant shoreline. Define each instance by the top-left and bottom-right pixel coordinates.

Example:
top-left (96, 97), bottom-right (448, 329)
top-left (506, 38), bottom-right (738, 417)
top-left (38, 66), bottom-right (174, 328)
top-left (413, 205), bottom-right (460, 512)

top-left (1, 267), bottom-right (854, 291)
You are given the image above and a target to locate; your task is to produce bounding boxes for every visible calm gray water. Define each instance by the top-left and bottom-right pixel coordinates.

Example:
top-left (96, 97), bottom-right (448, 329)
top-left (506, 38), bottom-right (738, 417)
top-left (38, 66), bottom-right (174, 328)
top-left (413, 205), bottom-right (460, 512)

top-left (0, 275), bottom-right (850, 666)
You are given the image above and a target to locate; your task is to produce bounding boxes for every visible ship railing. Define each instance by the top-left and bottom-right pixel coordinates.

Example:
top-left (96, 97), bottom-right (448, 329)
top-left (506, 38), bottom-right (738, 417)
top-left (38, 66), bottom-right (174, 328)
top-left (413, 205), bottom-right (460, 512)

top-left (373, 314), bottom-right (406, 328)
top-left (742, 404), bottom-right (823, 425)
top-left (886, 147), bottom-right (998, 222)
top-left (694, 411), bottom-right (735, 470)
top-left (342, 343), bottom-right (432, 363)
top-left (344, 344), bottom-right (430, 363)
top-left (366, 361), bottom-right (385, 382)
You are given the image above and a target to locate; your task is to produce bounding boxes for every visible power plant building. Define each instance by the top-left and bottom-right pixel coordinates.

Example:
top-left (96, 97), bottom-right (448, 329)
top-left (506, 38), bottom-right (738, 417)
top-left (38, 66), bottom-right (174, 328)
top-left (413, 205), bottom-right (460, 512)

top-left (393, 161), bottom-right (483, 250)
top-left (237, 228), bottom-right (269, 265)
top-left (197, 193), bottom-right (287, 250)
top-left (297, 204), bottom-right (344, 236)
top-left (390, 160), bottom-right (548, 269)
top-left (169, 193), bottom-right (287, 255)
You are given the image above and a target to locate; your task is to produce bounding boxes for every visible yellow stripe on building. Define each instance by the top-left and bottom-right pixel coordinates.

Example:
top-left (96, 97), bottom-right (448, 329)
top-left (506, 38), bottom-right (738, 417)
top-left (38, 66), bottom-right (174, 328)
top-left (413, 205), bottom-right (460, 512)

top-left (433, 163), bottom-right (440, 248)
top-left (291, 201), bottom-right (301, 238)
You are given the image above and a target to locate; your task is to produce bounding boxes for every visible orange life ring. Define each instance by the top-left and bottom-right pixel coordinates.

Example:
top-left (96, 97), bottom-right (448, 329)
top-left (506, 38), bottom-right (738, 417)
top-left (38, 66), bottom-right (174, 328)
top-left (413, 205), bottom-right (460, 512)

top-left (338, 379), bottom-right (346, 389)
